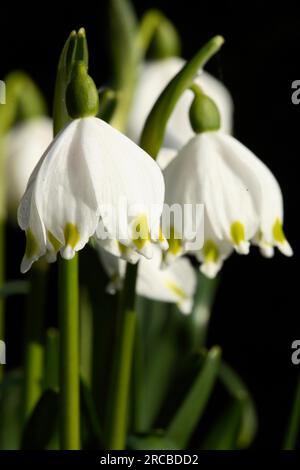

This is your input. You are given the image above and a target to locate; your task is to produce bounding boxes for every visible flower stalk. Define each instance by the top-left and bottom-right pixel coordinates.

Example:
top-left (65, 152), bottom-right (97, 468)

top-left (58, 254), bottom-right (80, 449)
top-left (107, 263), bottom-right (137, 449)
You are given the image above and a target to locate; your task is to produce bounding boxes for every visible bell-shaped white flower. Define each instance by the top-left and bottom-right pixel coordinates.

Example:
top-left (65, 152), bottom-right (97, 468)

top-left (5, 117), bottom-right (53, 218)
top-left (126, 57), bottom-right (233, 148)
top-left (163, 131), bottom-right (293, 278)
top-left (98, 245), bottom-right (197, 314)
top-left (18, 116), bottom-right (166, 273)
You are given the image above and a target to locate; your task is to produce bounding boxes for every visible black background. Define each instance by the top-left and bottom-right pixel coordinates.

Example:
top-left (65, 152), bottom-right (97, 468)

top-left (0, 0), bottom-right (299, 449)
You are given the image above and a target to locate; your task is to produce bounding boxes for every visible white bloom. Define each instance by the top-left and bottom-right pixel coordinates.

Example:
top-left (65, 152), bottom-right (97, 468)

top-left (126, 57), bottom-right (233, 148)
top-left (98, 245), bottom-right (197, 314)
top-left (18, 117), bottom-right (165, 273)
top-left (163, 131), bottom-right (293, 278)
top-left (5, 117), bottom-right (53, 218)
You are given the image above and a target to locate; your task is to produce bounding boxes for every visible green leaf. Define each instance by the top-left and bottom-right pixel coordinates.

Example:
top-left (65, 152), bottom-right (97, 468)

top-left (133, 299), bottom-right (188, 433)
top-left (0, 371), bottom-right (23, 450)
top-left (21, 389), bottom-right (59, 449)
top-left (202, 399), bottom-right (244, 450)
top-left (165, 346), bottom-right (221, 448)
top-left (140, 35), bottom-right (224, 157)
top-left (80, 378), bottom-right (103, 448)
top-left (219, 361), bottom-right (258, 448)
top-left (138, 9), bottom-right (181, 59)
top-left (283, 375), bottom-right (300, 449)
top-left (0, 280), bottom-right (29, 298)
top-left (188, 271), bottom-right (219, 349)
top-left (108, 0), bottom-right (140, 131)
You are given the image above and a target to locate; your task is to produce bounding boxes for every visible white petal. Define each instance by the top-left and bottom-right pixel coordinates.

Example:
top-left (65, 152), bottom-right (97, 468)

top-left (164, 132), bottom-right (259, 253)
top-left (127, 58), bottom-right (233, 148)
top-left (156, 147), bottom-right (177, 170)
top-left (214, 133), bottom-right (292, 256)
top-left (85, 117), bottom-right (165, 251)
top-left (137, 247), bottom-right (197, 314)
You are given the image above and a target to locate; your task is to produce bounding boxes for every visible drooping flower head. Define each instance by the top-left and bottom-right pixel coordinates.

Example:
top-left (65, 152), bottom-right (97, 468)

top-left (162, 86), bottom-right (293, 277)
top-left (18, 62), bottom-right (166, 272)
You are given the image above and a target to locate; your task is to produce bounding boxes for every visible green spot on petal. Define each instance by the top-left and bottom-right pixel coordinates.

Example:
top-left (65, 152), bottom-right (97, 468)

top-left (165, 280), bottom-right (187, 300)
top-left (47, 231), bottom-right (62, 251)
top-left (167, 225), bottom-right (182, 255)
top-left (64, 223), bottom-right (80, 249)
top-left (132, 214), bottom-right (150, 251)
top-left (203, 239), bottom-right (219, 263)
top-left (118, 242), bottom-right (128, 255)
top-left (230, 221), bottom-right (246, 246)
top-left (25, 229), bottom-right (39, 259)
top-left (272, 218), bottom-right (286, 244)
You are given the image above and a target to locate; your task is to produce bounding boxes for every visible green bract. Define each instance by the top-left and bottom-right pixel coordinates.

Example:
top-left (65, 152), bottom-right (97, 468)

top-left (189, 86), bottom-right (221, 133)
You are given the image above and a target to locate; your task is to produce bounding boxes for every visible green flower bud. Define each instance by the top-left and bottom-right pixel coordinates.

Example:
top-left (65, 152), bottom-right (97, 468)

top-left (189, 88), bottom-right (221, 133)
top-left (66, 61), bottom-right (99, 119)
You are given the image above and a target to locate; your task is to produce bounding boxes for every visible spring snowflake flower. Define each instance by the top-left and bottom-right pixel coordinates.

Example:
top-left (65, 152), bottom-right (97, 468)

top-left (163, 131), bottom-right (293, 278)
top-left (18, 116), bottom-right (165, 273)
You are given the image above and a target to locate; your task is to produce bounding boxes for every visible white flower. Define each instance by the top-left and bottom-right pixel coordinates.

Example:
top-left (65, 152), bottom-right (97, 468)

top-left (18, 117), bottom-right (165, 273)
top-left (163, 131), bottom-right (293, 278)
top-left (98, 245), bottom-right (197, 314)
top-left (126, 57), bottom-right (233, 148)
top-left (5, 117), bottom-right (53, 218)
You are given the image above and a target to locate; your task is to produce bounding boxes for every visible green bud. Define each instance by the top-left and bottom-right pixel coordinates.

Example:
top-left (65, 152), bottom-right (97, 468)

top-left (147, 16), bottom-right (181, 59)
top-left (189, 88), bottom-right (221, 133)
top-left (66, 61), bottom-right (99, 119)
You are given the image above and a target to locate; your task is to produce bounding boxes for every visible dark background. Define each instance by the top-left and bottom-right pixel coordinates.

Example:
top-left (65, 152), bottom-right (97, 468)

top-left (1, 1), bottom-right (299, 449)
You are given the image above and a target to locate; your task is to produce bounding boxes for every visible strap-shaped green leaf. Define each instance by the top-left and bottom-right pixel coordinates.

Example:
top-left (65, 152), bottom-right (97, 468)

top-left (80, 377), bottom-right (103, 448)
top-left (140, 35), bottom-right (224, 157)
top-left (21, 389), bottom-right (59, 449)
top-left (108, 0), bottom-right (139, 131)
top-left (188, 271), bottom-right (219, 349)
top-left (0, 371), bottom-right (23, 450)
top-left (202, 399), bottom-right (244, 450)
top-left (219, 361), bottom-right (258, 448)
top-left (165, 346), bottom-right (221, 448)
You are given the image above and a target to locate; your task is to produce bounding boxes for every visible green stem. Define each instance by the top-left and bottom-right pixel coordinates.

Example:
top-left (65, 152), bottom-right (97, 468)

top-left (108, 262), bottom-right (138, 450)
top-left (22, 263), bottom-right (47, 421)
top-left (283, 375), bottom-right (300, 449)
top-left (0, 218), bottom-right (5, 382)
top-left (58, 255), bottom-right (80, 450)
